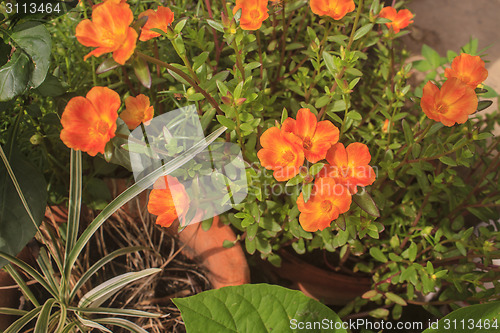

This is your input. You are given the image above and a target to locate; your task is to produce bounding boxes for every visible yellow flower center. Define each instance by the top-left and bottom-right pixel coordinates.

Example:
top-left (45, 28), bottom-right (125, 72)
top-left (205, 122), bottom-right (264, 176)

top-left (436, 102), bottom-right (448, 114)
top-left (250, 9), bottom-right (260, 20)
top-left (321, 200), bottom-right (333, 212)
top-left (303, 137), bottom-right (313, 150)
top-left (97, 121), bottom-right (109, 135)
top-left (282, 150), bottom-right (295, 163)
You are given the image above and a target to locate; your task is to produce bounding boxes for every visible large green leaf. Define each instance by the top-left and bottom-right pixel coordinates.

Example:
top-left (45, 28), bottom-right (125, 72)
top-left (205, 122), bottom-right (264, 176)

top-left (423, 301), bottom-right (500, 333)
top-left (0, 147), bottom-right (47, 268)
top-left (0, 50), bottom-right (31, 101)
top-left (11, 21), bottom-right (52, 88)
top-left (173, 284), bottom-right (347, 333)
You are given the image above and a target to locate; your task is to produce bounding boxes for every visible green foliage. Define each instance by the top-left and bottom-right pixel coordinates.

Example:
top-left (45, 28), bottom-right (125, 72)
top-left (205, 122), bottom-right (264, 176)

top-left (0, 0), bottom-right (499, 327)
top-left (0, 146), bottom-right (46, 268)
top-left (173, 284), bottom-right (346, 333)
top-left (423, 301), bottom-right (500, 333)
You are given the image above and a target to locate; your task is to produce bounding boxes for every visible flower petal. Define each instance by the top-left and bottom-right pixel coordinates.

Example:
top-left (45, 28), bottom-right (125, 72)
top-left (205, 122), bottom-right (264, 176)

top-left (295, 108), bottom-right (317, 141)
top-left (346, 142), bottom-right (371, 167)
top-left (326, 142), bottom-right (348, 167)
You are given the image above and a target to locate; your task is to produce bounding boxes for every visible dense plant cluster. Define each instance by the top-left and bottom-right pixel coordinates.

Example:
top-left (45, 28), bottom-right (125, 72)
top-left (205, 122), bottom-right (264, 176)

top-left (0, 0), bottom-right (499, 330)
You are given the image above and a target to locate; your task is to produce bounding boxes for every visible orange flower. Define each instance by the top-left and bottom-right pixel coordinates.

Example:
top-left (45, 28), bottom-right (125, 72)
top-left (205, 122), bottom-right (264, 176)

top-left (147, 176), bottom-right (190, 228)
top-left (444, 54), bottom-right (488, 89)
top-left (379, 6), bottom-right (414, 34)
top-left (233, 0), bottom-right (269, 30)
top-left (310, 0), bottom-right (355, 20)
top-left (92, 0), bottom-right (127, 9)
top-left (120, 94), bottom-right (155, 130)
top-left (138, 6), bottom-right (175, 42)
top-left (282, 108), bottom-right (340, 164)
top-left (60, 87), bottom-right (120, 156)
top-left (75, 0), bottom-right (137, 65)
top-left (319, 142), bottom-right (376, 194)
top-left (296, 177), bottom-right (352, 232)
top-left (421, 78), bottom-right (478, 127)
top-left (257, 127), bottom-right (305, 181)
top-left (382, 119), bottom-right (390, 133)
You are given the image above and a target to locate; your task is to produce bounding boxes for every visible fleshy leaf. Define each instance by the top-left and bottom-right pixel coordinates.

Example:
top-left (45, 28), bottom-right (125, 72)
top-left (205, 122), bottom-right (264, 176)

top-left (173, 284), bottom-right (346, 333)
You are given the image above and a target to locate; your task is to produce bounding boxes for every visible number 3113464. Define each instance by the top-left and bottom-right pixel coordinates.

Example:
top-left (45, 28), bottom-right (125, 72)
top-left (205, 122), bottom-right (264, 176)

top-left (6, 2), bottom-right (61, 14)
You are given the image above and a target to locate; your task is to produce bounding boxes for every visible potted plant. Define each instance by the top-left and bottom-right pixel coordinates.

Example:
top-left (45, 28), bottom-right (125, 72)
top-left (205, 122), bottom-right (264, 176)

top-left (1, 0), bottom-right (499, 329)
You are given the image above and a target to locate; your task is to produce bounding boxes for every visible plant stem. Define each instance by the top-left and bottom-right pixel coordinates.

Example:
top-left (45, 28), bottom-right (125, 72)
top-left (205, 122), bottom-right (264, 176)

top-left (317, 0), bottom-right (364, 121)
top-left (136, 51), bottom-right (223, 115)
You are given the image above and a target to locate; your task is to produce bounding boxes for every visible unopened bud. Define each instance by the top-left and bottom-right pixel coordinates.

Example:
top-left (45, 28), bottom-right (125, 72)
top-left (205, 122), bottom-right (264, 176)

top-left (30, 133), bottom-right (43, 145)
top-left (303, 174), bottom-right (314, 183)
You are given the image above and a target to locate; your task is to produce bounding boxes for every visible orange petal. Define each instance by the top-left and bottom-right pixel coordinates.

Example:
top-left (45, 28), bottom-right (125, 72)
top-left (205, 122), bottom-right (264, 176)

top-left (139, 6), bottom-right (175, 41)
top-left (326, 142), bottom-right (348, 168)
top-left (86, 87), bottom-right (121, 125)
top-left (75, 20), bottom-right (102, 47)
top-left (306, 121), bottom-right (340, 163)
top-left (295, 108), bottom-right (317, 141)
top-left (281, 117), bottom-right (296, 134)
top-left (92, 0), bottom-right (133, 34)
top-left (259, 127), bottom-right (281, 148)
top-left (346, 142), bottom-right (371, 167)
top-left (234, 0), bottom-right (269, 30)
top-left (112, 27), bottom-right (137, 65)
top-left (121, 94), bottom-right (154, 130)
top-left (420, 81), bottom-right (441, 123)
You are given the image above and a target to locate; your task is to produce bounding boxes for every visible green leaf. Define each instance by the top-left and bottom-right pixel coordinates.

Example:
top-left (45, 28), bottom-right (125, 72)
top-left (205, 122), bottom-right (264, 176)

top-left (173, 284), bottom-right (347, 333)
top-left (302, 183), bottom-right (313, 203)
top-left (11, 22), bottom-right (51, 88)
top-left (69, 306), bottom-right (160, 318)
top-left (70, 246), bottom-right (146, 302)
top-left (475, 132), bottom-right (493, 140)
top-left (439, 156), bottom-right (457, 167)
top-left (309, 163), bottom-right (325, 176)
top-left (34, 299), bottom-right (56, 333)
top-left (66, 150), bottom-right (82, 262)
top-left (353, 24), bottom-right (374, 40)
top-left (286, 173), bottom-right (304, 187)
top-left (385, 292), bottom-right (407, 306)
top-left (96, 58), bottom-right (120, 74)
top-left (78, 269), bottom-right (161, 308)
top-left (423, 301), bottom-right (500, 333)
top-left (408, 242), bottom-right (417, 262)
top-left (402, 120), bottom-right (414, 144)
top-left (4, 307), bottom-right (42, 333)
top-left (477, 100), bottom-right (493, 111)
top-left (322, 51), bottom-right (337, 75)
top-left (94, 318), bottom-right (149, 333)
top-left (0, 146), bottom-right (47, 269)
top-left (34, 74), bottom-right (66, 97)
top-left (0, 50), bottom-right (31, 101)
top-left (216, 115), bottom-right (236, 130)
top-left (174, 19), bottom-right (188, 33)
top-left (422, 44), bottom-right (441, 68)
top-left (335, 215), bottom-right (346, 231)
top-left (353, 191), bottom-right (380, 217)
top-left (347, 111), bottom-right (362, 121)
top-left (207, 19), bottom-right (224, 33)
top-left (133, 57), bottom-right (151, 89)
top-left (369, 247), bottom-right (387, 263)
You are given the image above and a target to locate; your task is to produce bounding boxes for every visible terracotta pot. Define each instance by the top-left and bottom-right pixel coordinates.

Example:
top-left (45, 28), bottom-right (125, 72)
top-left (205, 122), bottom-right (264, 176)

top-left (107, 178), bottom-right (250, 289)
top-left (0, 246), bottom-right (37, 330)
top-left (170, 216), bottom-right (250, 289)
top-left (264, 250), bottom-right (372, 305)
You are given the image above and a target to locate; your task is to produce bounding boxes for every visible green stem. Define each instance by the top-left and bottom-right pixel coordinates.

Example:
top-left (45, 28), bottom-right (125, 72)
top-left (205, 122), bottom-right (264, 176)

top-left (317, 0), bottom-right (364, 121)
top-left (136, 51), bottom-right (223, 115)
top-left (170, 37), bottom-right (199, 84)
